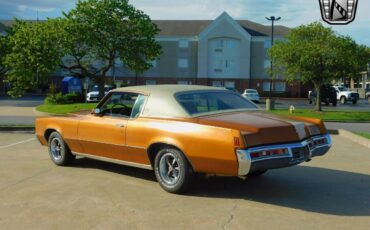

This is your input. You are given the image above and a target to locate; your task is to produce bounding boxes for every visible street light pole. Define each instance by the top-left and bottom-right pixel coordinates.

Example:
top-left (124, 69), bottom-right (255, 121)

top-left (265, 16), bottom-right (281, 110)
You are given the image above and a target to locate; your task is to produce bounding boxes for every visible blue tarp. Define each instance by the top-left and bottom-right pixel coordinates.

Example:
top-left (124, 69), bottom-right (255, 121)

top-left (61, 76), bottom-right (82, 95)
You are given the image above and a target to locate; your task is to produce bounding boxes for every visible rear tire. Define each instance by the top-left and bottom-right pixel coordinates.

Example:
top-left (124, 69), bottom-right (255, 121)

top-left (48, 132), bottom-right (75, 166)
top-left (154, 148), bottom-right (193, 194)
top-left (352, 100), bottom-right (357, 105)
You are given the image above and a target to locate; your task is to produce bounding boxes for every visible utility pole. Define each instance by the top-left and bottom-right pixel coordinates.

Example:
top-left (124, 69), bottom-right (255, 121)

top-left (265, 16), bottom-right (281, 110)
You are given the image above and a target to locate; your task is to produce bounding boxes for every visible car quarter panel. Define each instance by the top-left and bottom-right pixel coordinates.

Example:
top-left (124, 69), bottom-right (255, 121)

top-left (35, 116), bottom-right (82, 153)
top-left (126, 117), bottom-right (239, 175)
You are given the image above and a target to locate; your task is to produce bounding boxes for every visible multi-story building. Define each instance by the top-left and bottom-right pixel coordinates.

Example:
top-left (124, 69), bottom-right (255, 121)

top-left (1, 12), bottom-right (307, 96)
top-left (102, 12), bottom-right (304, 96)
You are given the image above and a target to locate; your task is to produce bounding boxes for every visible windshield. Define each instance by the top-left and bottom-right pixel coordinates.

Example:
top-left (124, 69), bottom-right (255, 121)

top-left (176, 91), bottom-right (258, 116)
top-left (246, 89), bottom-right (257, 93)
top-left (337, 86), bottom-right (348, 92)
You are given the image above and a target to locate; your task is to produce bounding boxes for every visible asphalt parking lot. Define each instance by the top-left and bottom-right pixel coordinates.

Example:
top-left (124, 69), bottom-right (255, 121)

top-left (0, 132), bottom-right (369, 229)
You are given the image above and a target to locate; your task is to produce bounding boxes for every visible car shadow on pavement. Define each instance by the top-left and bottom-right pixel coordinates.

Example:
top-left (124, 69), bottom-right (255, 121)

top-left (74, 157), bottom-right (156, 181)
top-left (188, 165), bottom-right (370, 217)
top-left (73, 159), bottom-right (370, 216)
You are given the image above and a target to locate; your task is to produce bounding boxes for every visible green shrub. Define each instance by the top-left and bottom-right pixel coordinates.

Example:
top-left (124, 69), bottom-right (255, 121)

top-left (45, 92), bottom-right (84, 105)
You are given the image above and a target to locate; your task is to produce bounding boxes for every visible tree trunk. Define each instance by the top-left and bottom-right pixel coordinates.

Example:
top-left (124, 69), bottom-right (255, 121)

top-left (135, 72), bottom-right (138, 85)
top-left (314, 83), bottom-right (322, 112)
top-left (98, 74), bottom-right (105, 100)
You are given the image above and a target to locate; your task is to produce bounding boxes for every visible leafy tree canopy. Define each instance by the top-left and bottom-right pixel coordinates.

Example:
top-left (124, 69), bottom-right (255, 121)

top-left (62, 0), bottom-right (161, 98)
top-left (4, 19), bottom-right (65, 97)
top-left (269, 22), bottom-right (369, 111)
top-left (3, 0), bottom-right (161, 98)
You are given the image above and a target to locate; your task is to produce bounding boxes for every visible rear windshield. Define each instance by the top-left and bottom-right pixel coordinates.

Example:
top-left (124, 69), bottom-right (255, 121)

top-left (176, 91), bottom-right (258, 116)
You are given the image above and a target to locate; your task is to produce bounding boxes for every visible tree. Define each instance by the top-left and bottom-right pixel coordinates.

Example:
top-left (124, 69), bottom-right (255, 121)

top-left (62, 0), bottom-right (161, 99)
top-left (3, 19), bottom-right (65, 97)
top-left (0, 23), bottom-right (10, 78)
top-left (269, 22), bottom-right (369, 111)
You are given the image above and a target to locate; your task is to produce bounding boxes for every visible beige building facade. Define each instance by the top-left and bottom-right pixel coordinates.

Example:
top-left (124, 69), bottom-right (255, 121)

top-left (107, 12), bottom-right (302, 95)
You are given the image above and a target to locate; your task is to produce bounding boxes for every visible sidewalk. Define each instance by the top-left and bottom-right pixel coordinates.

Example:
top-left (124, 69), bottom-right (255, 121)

top-left (0, 96), bottom-right (44, 126)
top-left (324, 122), bottom-right (370, 133)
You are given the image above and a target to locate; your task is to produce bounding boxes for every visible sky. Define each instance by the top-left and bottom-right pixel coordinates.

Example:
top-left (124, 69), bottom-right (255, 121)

top-left (0, 0), bottom-right (369, 46)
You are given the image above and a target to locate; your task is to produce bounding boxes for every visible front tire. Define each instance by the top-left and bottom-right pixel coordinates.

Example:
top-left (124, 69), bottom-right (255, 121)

top-left (340, 96), bottom-right (347, 104)
top-left (48, 132), bottom-right (75, 166)
top-left (154, 148), bottom-right (193, 194)
top-left (352, 100), bottom-right (357, 105)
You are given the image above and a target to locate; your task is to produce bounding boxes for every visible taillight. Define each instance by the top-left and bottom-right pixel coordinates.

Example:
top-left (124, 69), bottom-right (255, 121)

top-left (250, 148), bottom-right (289, 159)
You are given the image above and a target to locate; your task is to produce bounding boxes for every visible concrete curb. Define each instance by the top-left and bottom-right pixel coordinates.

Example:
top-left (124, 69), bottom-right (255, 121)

top-left (33, 108), bottom-right (53, 117)
top-left (0, 126), bottom-right (35, 132)
top-left (336, 129), bottom-right (370, 149)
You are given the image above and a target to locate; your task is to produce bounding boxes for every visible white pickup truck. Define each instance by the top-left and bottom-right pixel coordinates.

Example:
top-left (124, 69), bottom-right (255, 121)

top-left (333, 86), bottom-right (359, 104)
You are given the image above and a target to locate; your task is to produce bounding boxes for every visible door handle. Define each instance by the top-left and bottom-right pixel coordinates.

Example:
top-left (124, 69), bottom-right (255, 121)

top-left (115, 123), bottom-right (125, 128)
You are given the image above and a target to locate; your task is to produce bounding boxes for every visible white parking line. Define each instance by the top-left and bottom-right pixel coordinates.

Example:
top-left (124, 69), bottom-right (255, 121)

top-left (0, 138), bottom-right (36, 149)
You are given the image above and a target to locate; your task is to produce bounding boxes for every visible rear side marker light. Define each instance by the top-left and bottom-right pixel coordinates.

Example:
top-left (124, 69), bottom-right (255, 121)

top-left (234, 137), bottom-right (241, 147)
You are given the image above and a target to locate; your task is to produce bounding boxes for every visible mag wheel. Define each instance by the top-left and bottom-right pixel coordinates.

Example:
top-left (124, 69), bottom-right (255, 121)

top-left (48, 132), bottom-right (75, 166)
top-left (154, 148), bottom-right (193, 194)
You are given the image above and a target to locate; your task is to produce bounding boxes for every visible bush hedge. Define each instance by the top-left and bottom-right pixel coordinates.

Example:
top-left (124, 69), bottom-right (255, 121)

top-left (45, 92), bottom-right (85, 105)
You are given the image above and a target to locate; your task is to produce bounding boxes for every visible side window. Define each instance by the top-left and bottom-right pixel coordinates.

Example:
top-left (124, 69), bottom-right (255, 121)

top-left (130, 94), bottom-right (146, 119)
top-left (99, 92), bottom-right (139, 117)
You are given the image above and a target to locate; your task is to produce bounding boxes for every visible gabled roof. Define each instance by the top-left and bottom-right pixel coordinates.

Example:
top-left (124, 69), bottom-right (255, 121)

top-left (153, 19), bottom-right (289, 37)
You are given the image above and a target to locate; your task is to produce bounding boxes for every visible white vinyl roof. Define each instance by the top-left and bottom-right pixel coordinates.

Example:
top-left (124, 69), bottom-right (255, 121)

top-left (112, 85), bottom-right (226, 118)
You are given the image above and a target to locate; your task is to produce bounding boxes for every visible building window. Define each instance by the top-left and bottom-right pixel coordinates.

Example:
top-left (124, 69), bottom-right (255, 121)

top-left (212, 81), bottom-right (223, 87)
top-left (178, 59), bottom-right (189, 68)
top-left (263, 82), bottom-right (271, 92)
top-left (178, 80), bottom-right (192, 85)
top-left (216, 39), bottom-right (224, 48)
top-left (179, 39), bottom-right (189, 48)
top-left (146, 80), bottom-right (156, 85)
top-left (150, 60), bottom-right (157, 68)
top-left (275, 82), bottom-right (286, 92)
top-left (264, 39), bottom-right (271, 48)
top-left (264, 59), bottom-right (271, 68)
top-left (224, 81), bottom-right (235, 89)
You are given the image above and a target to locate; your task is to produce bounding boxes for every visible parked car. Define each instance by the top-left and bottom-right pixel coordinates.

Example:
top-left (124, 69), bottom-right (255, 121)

top-left (366, 91), bottom-right (370, 103)
top-left (242, 89), bottom-right (260, 103)
top-left (332, 86), bottom-right (359, 104)
top-left (36, 85), bottom-right (331, 193)
top-left (86, 85), bottom-right (114, 102)
top-left (308, 85), bottom-right (337, 106)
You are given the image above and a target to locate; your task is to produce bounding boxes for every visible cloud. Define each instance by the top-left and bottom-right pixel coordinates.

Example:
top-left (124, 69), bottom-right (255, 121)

top-left (0, 0), bottom-right (368, 46)
top-left (0, 0), bottom-right (76, 19)
top-left (18, 5), bottom-right (56, 13)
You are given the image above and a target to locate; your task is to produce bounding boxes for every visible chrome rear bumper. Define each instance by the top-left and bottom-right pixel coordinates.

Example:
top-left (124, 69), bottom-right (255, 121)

top-left (236, 134), bottom-right (332, 176)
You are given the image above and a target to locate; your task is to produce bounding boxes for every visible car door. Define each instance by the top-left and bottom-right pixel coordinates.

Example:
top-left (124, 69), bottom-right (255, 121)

top-left (78, 91), bottom-right (140, 162)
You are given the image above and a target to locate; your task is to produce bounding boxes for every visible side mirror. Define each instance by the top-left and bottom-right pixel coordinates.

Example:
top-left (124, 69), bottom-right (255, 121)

top-left (93, 108), bottom-right (101, 115)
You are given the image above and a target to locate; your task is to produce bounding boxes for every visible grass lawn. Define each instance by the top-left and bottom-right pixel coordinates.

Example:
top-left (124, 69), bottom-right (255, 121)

top-left (36, 103), bottom-right (97, 115)
top-left (354, 132), bottom-right (370, 139)
top-left (271, 109), bottom-right (370, 122)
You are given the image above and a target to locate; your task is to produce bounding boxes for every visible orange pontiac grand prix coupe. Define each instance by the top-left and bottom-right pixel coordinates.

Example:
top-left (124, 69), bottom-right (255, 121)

top-left (36, 85), bottom-right (331, 193)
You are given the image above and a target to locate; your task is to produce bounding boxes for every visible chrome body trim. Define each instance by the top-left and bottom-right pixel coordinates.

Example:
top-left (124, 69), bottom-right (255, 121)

top-left (74, 152), bottom-right (153, 170)
top-left (236, 134), bottom-right (332, 176)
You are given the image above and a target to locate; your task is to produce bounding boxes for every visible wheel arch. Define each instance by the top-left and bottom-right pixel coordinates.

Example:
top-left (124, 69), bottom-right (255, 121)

top-left (147, 142), bottom-right (195, 172)
top-left (44, 127), bottom-right (62, 142)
